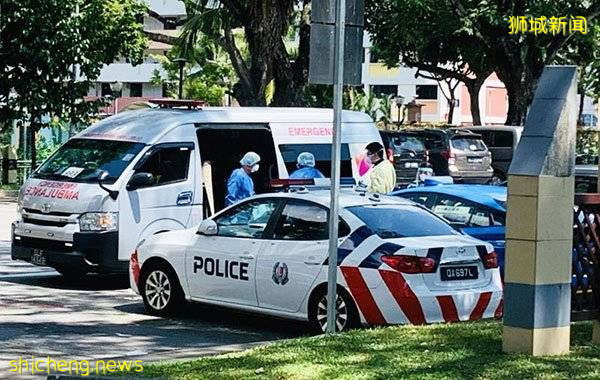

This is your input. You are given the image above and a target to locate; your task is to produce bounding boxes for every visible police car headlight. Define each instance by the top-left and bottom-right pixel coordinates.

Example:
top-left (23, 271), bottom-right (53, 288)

top-left (79, 212), bottom-right (118, 232)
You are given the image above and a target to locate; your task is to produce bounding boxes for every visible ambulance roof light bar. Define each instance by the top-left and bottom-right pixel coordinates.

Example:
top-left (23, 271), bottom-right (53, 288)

top-left (149, 98), bottom-right (205, 109)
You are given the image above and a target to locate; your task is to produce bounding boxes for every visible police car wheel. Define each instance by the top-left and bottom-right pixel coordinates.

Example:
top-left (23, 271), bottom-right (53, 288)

top-left (309, 287), bottom-right (358, 333)
top-left (140, 263), bottom-right (184, 316)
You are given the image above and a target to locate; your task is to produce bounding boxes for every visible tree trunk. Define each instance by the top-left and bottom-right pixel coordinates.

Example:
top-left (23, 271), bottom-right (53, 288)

top-left (465, 81), bottom-right (483, 126)
top-left (504, 81), bottom-right (532, 126)
top-left (447, 98), bottom-right (455, 124)
top-left (29, 122), bottom-right (37, 170)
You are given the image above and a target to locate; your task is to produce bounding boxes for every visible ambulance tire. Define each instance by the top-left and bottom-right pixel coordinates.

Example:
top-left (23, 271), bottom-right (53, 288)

top-left (308, 285), bottom-right (359, 334)
top-left (140, 261), bottom-right (185, 316)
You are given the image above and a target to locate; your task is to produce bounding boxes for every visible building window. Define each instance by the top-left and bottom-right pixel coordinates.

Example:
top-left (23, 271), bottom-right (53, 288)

top-left (101, 83), bottom-right (112, 97)
top-left (129, 83), bottom-right (143, 97)
top-left (371, 85), bottom-right (397, 97)
top-left (416, 85), bottom-right (438, 100)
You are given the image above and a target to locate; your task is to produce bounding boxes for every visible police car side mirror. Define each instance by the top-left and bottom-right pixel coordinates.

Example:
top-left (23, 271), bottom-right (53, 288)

top-left (197, 219), bottom-right (218, 236)
top-left (127, 172), bottom-right (155, 191)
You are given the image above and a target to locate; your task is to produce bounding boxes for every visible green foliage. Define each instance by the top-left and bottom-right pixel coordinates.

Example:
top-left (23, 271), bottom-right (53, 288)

top-left (0, 0), bottom-right (148, 165)
top-left (151, 41), bottom-right (235, 106)
top-left (346, 88), bottom-right (394, 125)
top-left (577, 128), bottom-right (599, 157)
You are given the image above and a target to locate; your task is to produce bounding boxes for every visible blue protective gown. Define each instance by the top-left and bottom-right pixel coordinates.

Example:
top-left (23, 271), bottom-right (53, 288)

top-left (289, 166), bottom-right (325, 179)
top-left (225, 168), bottom-right (255, 206)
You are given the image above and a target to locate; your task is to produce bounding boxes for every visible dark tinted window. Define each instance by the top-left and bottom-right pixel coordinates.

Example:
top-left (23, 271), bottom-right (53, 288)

top-left (416, 85), bottom-right (437, 100)
top-left (400, 193), bottom-right (430, 206)
top-left (391, 136), bottom-right (426, 153)
top-left (491, 131), bottom-right (513, 148)
top-left (450, 137), bottom-right (486, 151)
top-left (273, 200), bottom-right (350, 240)
top-left (279, 144), bottom-right (351, 177)
top-left (371, 85), bottom-right (397, 96)
top-left (129, 83), bottom-right (143, 97)
top-left (101, 83), bottom-right (112, 97)
top-left (136, 146), bottom-right (191, 186)
top-left (420, 133), bottom-right (445, 150)
top-left (347, 205), bottom-right (457, 238)
top-left (34, 139), bottom-right (144, 184)
top-left (215, 199), bottom-right (279, 238)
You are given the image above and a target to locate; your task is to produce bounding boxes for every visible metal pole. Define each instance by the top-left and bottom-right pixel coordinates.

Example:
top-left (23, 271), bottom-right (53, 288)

top-left (178, 64), bottom-right (184, 99)
top-left (326, 0), bottom-right (346, 335)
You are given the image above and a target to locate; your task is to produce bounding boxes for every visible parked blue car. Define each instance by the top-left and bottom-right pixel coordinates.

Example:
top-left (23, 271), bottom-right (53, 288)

top-left (391, 184), bottom-right (507, 275)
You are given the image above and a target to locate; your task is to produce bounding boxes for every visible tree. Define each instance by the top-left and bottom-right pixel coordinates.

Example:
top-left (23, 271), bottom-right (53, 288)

top-left (0, 0), bottom-right (147, 168)
top-left (556, 23), bottom-right (600, 124)
top-left (366, 0), bottom-right (600, 125)
top-left (151, 42), bottom-right (235, 105)
top-left (178, 0), bottom-right (311, 106)
top-left (366, 0), bottom-right (494, 125)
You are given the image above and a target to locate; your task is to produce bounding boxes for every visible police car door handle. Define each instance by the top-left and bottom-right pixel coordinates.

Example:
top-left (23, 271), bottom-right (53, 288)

top-left (177, 191), bottom-right (193, 205)
top-left (304, 261), bottom-right (321, 266)
top-left (239, 254), bottom-right (254, 260)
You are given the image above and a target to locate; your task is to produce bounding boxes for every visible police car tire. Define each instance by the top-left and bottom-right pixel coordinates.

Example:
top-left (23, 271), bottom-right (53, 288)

top-left (308, 286), bottom-right (359, 333)
top-left (140, 262), bottom-right (184, 316)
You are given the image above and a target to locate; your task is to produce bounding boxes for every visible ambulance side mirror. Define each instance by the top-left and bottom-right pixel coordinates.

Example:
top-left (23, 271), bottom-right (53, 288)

top-left (127, 172), bottom-right (155, 191)
top-left (197, 219), bottom-right (218, 236)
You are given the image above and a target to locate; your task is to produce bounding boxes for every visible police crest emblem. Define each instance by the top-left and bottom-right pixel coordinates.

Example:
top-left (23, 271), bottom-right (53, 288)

top-left (272, 262), bottom-right (289, 285)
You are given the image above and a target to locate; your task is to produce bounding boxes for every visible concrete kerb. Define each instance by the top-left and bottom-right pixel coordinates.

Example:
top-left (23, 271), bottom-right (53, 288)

top-left (44, 339), bottom-right (281, 380)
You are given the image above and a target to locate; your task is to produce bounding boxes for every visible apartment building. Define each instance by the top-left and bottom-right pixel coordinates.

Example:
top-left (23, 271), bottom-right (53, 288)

top-left (86, 0), bottom-right (186, 114)
top-left (362, 35), bottom-right (509, 126)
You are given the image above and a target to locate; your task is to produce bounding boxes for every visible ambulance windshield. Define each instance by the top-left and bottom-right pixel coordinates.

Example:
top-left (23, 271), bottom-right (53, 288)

top-left (33, 138), bottom-right (145, 184)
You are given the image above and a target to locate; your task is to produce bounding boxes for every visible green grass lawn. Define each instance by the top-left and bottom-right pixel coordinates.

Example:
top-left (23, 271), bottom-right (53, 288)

top-left (130, 321), bottom-right (600, 380)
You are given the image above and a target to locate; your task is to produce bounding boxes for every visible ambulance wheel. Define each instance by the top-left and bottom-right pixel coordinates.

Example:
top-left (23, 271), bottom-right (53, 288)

top-left (140, 262), bottom-right (184, 316)
top-left (309, 286), bottom-right (359, 333)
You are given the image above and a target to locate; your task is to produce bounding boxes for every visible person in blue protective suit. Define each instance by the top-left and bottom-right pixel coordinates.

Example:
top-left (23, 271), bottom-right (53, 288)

top-left (225, 152), bottom-right (261, 206)
top-left (289, 152), bottom-right (325, 179)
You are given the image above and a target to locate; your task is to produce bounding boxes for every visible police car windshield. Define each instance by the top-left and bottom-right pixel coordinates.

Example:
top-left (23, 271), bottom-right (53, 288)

top-left (347, 204), bottom-right (458, 239)
top-left (33, 139), bottom-right (145, 184)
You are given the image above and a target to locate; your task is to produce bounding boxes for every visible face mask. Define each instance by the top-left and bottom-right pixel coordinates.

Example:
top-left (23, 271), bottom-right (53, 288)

top-left (251, 164), bottom-right (260, 173)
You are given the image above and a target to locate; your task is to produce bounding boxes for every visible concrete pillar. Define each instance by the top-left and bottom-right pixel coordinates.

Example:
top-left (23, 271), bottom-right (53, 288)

top-left (502, 66), bottom-right (578, 356)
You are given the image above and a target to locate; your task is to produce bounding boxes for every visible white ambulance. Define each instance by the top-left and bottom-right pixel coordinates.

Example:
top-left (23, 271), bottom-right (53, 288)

top-left (11, 102), bottom-right (381, 277)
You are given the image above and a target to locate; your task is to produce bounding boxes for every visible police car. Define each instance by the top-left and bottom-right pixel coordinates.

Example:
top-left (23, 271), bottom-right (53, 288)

top-left (130, 186), bottom-right (503, 332)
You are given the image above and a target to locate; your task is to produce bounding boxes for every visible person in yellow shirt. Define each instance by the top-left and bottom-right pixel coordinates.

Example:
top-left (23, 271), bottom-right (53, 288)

top-left (365, 142), bottom-right (396, 193)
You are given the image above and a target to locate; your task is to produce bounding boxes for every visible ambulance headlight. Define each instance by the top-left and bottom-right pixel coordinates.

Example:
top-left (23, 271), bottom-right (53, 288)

top-left (79, 212), bottom-right (118, 232)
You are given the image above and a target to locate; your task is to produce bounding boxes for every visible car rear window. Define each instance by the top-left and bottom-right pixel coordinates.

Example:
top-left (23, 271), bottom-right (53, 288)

top-left (450, 137), bottom-right (486, 151)
top-left (347, 204), bottom-right (458, 239)
top-left (391, 136), bottom-right (426, 153)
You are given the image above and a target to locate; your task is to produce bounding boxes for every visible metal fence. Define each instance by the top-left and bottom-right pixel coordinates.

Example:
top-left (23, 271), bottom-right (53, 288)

top-left (572, 193), bottom-right (600, 321)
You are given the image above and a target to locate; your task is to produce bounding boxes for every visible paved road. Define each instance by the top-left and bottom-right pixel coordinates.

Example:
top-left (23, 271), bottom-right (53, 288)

top-left (0, 202), bottom-right (307, 379)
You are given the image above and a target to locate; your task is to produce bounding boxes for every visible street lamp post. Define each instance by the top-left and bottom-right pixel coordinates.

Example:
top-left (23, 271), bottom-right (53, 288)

top-left (172, 58), bottom-right (187, 99)
top-left (109, 81), bottom-right (123, 114)
top-left (394, 95), bottom-right (405, 126)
